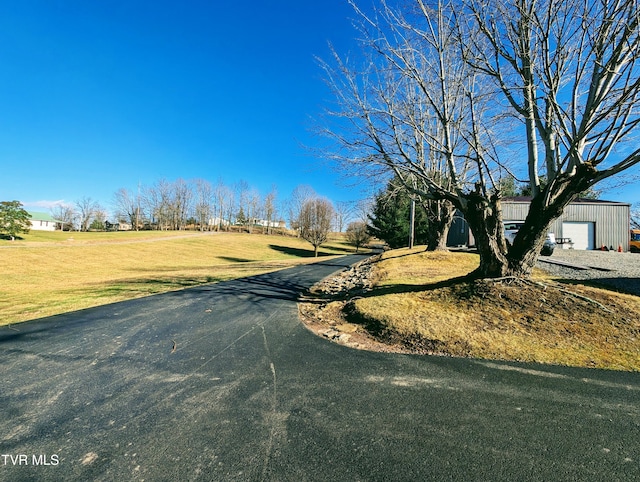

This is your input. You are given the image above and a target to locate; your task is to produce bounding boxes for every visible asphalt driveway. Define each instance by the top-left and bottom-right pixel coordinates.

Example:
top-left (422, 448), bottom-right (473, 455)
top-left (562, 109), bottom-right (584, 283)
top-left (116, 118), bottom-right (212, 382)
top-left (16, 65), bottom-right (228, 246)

top-left (1, 254), bottom-right (639, 481)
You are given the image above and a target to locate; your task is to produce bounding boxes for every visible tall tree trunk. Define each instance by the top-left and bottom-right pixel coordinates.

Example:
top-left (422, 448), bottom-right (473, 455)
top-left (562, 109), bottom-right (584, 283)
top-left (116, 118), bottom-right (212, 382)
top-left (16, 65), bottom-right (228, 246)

top-left (409, 199), bottom-right (415, 249)
top-left (425, 200), bottom-right (456, 251)
top-left (462, 193), bottom-right (510, 278)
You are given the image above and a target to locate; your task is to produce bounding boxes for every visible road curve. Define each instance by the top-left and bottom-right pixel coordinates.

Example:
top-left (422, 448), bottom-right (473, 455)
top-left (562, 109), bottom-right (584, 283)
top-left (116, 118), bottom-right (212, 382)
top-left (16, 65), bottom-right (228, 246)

top-left (1, 254), bottom-right (639, 481)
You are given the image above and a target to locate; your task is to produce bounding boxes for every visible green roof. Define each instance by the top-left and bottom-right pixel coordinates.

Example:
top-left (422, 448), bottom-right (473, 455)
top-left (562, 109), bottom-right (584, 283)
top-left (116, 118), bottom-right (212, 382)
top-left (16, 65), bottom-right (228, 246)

top-left (27, 211), bottom-right (59, 222)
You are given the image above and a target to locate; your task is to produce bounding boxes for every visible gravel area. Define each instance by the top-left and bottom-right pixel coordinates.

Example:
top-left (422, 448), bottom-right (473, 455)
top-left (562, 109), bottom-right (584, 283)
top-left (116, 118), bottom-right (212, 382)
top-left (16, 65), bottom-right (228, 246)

top-left (536, 249), bottom-right (640, 296)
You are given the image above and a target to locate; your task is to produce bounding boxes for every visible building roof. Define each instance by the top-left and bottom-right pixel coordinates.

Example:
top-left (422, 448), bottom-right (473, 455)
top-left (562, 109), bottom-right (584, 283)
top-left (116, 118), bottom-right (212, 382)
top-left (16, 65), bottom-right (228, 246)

top-left (503, 196), bottom-right (630, 206)
top-left (27, 211), bottom-right (59, 222)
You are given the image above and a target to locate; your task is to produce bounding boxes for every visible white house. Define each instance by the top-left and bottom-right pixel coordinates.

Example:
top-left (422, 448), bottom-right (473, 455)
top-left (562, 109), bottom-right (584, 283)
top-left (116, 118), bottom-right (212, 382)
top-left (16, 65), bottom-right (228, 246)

top-left (254, 219), bottom-right (287, 229)
top-left (207, 217), bottom-right (231, 228)
top-left (28, 212), bottom-right (59, 232)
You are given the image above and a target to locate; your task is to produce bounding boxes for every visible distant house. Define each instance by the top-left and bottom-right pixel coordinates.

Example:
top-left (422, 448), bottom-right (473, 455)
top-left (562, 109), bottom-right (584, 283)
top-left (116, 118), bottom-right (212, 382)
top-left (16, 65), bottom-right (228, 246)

top-left (27, 212), bottom-right (59, 232)
top-left (207, 217), bottom-right (231, 229)
top-left (105, 221), bottom-right (132, 231)
top-left (254, 219), bottom-right (287, 229)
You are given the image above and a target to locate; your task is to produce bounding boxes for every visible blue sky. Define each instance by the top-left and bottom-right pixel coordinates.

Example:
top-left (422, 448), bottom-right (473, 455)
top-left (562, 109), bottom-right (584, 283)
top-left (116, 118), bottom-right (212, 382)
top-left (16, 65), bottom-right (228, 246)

top-left (0, 0), bottom-right (638, 217)
top-left (0, 0), bottom-right (372, 214)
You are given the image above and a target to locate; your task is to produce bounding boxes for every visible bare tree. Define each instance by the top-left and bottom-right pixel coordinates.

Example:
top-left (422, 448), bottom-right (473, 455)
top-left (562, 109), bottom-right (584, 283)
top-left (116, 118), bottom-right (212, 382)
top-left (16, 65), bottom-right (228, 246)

top-left (194, 179), bottom-right (213, 231)
top-left (113, 187), bottom-right (143, 230)
top-left (263, 186), bottom-right (278, 235)
top-left (334, 201), bottom-right (355, 233)
top-left (246, 188), bottom-right (261, 234)
top-left (324, 0), bottom-right (640, 278)
top-left (287, 185), bottom-right (316, 235)
top-left (345, 221), bottom-right (371, 252)
top-left (460, 0), bottom-right (640, 276)
top-left (144, 179), bottom-right (171, 230)
top-left (299, 197), bottom-right (335, 257)
top-left (172, 178), bottom-right (192, 231)
top-left (143, 179), bottom-right (193, 230)
top-left (51, 204), bottom-right (76, 231)
top-left (321, 0), bottom-right (478, 255)
top-left (76, 197), bottom-right (99, 232)
top-left (213, 179), bottom-right (232, 231)
top-left (234, 180), bottom-right (250, 230)
top-left (92, 206), bottom-right (108, 230)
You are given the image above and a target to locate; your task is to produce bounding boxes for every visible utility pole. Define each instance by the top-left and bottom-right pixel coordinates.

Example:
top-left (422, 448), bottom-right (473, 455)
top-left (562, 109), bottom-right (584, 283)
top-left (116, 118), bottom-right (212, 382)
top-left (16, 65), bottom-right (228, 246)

top-left (409, 198), bottom-right (415, 249)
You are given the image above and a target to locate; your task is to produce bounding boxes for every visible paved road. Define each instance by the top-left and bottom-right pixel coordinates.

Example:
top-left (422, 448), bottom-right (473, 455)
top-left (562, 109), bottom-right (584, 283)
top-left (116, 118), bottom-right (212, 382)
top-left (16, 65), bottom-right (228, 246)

top-left (1, 254), bottom-right (639, 481)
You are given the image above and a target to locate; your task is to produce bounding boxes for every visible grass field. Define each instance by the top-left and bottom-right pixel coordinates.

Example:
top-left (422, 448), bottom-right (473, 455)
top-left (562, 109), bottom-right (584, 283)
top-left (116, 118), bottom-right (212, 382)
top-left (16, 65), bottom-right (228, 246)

top-left (347, 248), bottom-right (640, 371)
top-left (0, 230), bottom-right (355, 325)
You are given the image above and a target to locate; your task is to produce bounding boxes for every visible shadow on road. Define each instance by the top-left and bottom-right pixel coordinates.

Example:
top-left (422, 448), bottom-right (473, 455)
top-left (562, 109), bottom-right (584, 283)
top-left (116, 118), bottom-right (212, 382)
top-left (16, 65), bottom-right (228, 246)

top-left (268, 244), bottom-right (356, 258)
top-left (187, 271), bottom-right (309, 303)
top-left (0, 254), bottom-right (370, 344)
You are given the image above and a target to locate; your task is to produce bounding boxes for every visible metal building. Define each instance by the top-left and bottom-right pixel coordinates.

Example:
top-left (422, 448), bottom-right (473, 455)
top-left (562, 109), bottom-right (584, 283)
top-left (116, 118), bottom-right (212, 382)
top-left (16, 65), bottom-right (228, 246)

top-left (447, 197), bottom-right (631, 251)
top-left (503, 197), bottom-right (631, 251)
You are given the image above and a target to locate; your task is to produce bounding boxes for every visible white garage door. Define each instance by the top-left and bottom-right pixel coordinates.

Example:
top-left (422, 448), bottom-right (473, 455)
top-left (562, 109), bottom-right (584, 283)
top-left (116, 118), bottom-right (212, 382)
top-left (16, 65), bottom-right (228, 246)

top-left (562, 222), bottom-right (595, 250)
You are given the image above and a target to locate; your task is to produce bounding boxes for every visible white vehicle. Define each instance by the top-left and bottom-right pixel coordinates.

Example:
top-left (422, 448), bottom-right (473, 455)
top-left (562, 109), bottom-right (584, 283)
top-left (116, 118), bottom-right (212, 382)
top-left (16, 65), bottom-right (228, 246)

top-left (504, 222), bottom-right (556, 256)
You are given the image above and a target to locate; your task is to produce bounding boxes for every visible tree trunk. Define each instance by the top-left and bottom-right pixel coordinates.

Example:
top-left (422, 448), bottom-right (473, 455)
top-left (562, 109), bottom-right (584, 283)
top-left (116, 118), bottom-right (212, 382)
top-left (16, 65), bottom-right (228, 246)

top-left (425, 200), bottom-right (456, 251)
top-left (506, 171), bottom-right (593, 277)
top-left (505, 195), bottom-right (561, 277)
top-left (462, 193), bottom-right (510, 278)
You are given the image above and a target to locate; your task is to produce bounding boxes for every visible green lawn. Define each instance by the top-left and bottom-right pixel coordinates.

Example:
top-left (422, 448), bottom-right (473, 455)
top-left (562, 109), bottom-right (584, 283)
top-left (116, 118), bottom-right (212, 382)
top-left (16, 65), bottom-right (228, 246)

top-left (1, 231), bottom-right (356, 325)
top-left (347, 247), bottom-right (640, 371)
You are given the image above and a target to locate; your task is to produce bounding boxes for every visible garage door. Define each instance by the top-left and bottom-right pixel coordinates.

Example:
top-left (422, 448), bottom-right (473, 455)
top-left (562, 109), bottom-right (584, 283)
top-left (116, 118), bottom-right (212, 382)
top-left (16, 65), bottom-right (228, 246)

top-left (562, 222), bottom-right (595, 250)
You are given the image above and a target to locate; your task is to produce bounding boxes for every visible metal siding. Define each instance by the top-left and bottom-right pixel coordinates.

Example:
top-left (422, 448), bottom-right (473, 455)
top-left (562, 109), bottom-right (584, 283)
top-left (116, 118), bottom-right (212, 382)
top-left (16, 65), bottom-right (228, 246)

top-left (501, 201), bottom-right (630, 251)
top-left (502, 203), bottom-right (530, 223)
top-left (563, 203), bottom-right (630, 251)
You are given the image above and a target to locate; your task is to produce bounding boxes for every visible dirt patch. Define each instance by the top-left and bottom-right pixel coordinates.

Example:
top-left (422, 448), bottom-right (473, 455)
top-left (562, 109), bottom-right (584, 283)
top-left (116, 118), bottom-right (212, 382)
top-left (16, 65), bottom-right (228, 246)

top-left (299, 255), bottom-right (413, 354)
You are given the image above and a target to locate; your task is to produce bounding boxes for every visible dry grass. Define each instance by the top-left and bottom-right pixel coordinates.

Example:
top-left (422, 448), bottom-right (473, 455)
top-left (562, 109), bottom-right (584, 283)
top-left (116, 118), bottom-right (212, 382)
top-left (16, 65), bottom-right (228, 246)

top-left (348, 248), bottom-right (640, 371)
top-left (0, 231), bottom-right (355, 325)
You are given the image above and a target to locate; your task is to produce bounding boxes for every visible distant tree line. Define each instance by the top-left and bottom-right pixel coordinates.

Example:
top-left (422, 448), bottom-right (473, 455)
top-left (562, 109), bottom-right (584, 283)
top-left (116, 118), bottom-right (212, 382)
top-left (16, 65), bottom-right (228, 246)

top-left (37, 179), bottom-right (371, 254)
top-left (2, 191), bottom-right (374, 255)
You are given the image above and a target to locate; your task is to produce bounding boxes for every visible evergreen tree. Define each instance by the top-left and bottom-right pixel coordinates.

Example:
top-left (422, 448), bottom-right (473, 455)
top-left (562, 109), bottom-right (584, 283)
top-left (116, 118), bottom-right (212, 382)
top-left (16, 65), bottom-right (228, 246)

top-left (236, 207), bottom-right (247, 226)
top-left (368, 180), bottom-right (429, 249)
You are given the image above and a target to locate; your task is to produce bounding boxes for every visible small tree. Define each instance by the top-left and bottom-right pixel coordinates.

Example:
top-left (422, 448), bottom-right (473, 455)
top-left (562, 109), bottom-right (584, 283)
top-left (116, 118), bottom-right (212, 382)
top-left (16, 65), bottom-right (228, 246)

top-left (0, 201), bottom-right (31, 240)
top-left (113, 187), bottom-right (143, 231)
top-left (76, 197), bottom-right (99, 232)
top-left (194, 179), bottom-right (213, 231)
top-left (263, 186), bottom-right (278, 235)
top-left (51, 204), bottom-right (76, 231)
top-left (334, 201), bottom-right (355, 233)
top-left (346, 221), bottom-right (371, 253)
top-left (236, 207), bottom-right (248, 228)
top-left (287, 185), bottom-right (317, 236)
top-left (299, 197), bottom-right (335, 257)
top-left (89, 219), bottom-right (105, 231)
